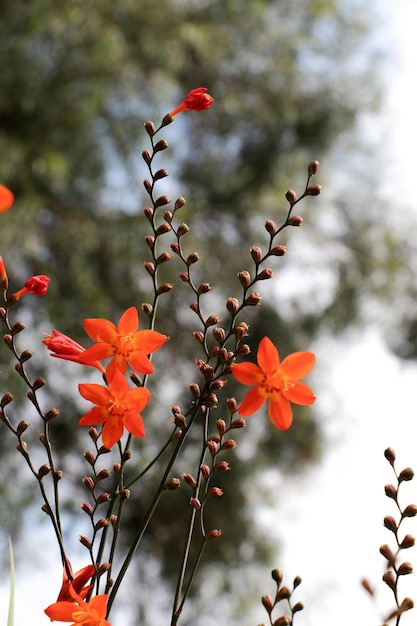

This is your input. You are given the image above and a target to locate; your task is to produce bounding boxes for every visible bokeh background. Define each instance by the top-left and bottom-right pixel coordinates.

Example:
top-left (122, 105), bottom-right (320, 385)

top-left (1, 1), bottom-right (417, 624)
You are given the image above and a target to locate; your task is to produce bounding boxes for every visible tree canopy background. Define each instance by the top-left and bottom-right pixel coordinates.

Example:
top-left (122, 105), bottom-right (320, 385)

top-left (0, 1), bottom-right (411, 623)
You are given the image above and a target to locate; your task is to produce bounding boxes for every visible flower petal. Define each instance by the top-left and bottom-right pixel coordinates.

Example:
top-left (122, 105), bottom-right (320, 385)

top-left (132, 329), bottom-right (168, 354)
top-left (128, 352), bottom-right (154, 375)
top-left (83, 318), bottom-right (117, 343)
top-left (79, 343), bottom-right (114, 364)
top-left (268, 393), bottom-right (293, 430)
top-left (280, 351), bottom-right (315, 379)
top-left (123, 412), bottom-right (145, 439)
top-left (79, 406), bottom-right (108, 426)
top-left (45, 600), bottom-right (78, 620)
top-left (238, 386), bottom-right (266, 416)
top-left (283, 381), bottom-right (316, 406)
top-left (257, 336), bottom-right (280, 373)
top-left (101, 419), bottom-right (124, 449)
top-left (78, 383), bottom-right (112, 405)
top-left (117, 306), bottom-right (138, 335)
top-left (231, 362), bottom-right (263, 386)
top-left (107, 368), bottom-right (129, 397)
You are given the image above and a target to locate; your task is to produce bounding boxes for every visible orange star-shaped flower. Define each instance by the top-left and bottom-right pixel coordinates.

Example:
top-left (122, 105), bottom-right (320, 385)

top-left (231, 336), bottom-right (316, 430)
top-left (79, 306), bottom-right (168, 379)
top-left (78, 367), bottom-right (151, 449)
top-left (45, 583), bottom-right (111, 626)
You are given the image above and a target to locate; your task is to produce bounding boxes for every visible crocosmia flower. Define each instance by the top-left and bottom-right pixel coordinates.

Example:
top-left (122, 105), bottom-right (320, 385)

top-left (231, 336), bottom-right (316, 430)
top-left (79, 306), bottom-right (168, 379)
top-left (0, 184), bottom-right (14, 213)
top-left (170, 87), bottom-right (214, 116)
top-left (78, 366), bottom-right (151, 449)
top-left (57, 562), bottom-right (95, 602)
top-left (43, 330), bottom-right (105, 373)
top-left (10, 274), bottom-right (50, 301)
top-left (45, 582), bottom-right (110, 626)
top-left (0, 256), bottom-right (8, 291)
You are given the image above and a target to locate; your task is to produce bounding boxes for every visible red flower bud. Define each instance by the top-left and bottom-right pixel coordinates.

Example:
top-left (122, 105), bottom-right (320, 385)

top-left (170, 87), bottom-right (214, 116)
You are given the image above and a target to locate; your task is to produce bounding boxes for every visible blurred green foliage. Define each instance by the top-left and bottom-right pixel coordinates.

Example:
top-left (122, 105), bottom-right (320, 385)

top-left (0, 1), bottom-right (402, 623)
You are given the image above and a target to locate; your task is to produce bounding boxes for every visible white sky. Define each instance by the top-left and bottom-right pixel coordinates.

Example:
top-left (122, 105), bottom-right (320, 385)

top-left (3, 1), bottom-right (417, 625)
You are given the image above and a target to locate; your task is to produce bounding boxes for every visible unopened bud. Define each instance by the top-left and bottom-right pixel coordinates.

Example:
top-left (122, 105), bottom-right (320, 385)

top-left (212, 327), bottom-right (226, 343)
top-left (250, 246), bottom-right (262, 263)
top-left (400, 534), bottom-right (415, 549)
top-left (380, 543), bottom-right (395, 565)
top-left (79, 535), bottom-right (92, 549)
top-left (238, 271), bottom-right (251, 287)
top-left (276, 586), bottom-right (291, 600)
top-left (154, 139), bottom-right (169, 153)
top-left (244, 292), bottom-right (262, 306)
top-left (190, 497), bottom-right (201, 510)
top-left (182, 473), bottom-right (197, 489)
top-left (270, 245), bottom-right (287, 256)
top-left (384, 484), bottom-right (397, 499)
top-left (206, 487), bottom-right (223, 498)
top-left (285, 189), bottom-right (297, 204)
top-left (397, 562), bottom-right (413, 575)
top-left (308, 160), bottom-right (320, 176)
top-left (384, 447), bottom-right (396, 464)
top-left (174, 196), bottom-right (186, 211)
top-left (306, 184), bottom-right (321, 196)
top-left (164, 477), bottom-right (181, 491)
top-left (257, 268), bottom-right (273, 281)
top-left (144, 120), bottom-right (156, 136)
top-left (399, 467), bottom-right (414, 482)
top-left (287, 215), bottom-right (303, 226)
top-left (271, 568), bottom-right (283, 584)
top-left (213, 461), bottom-right (230, 472)
top-left (156, 282), bottom-right (174, 295)
top-left (262, 595), bottom-right (273, 613)
top-left (403, 504), bottom-right (417, 517)
top-left (204, 529), bottom-right (222, 541)
top-left (382, 570), bottom-right (396, 590)
top-left (384, 515), bottom-right (397, 532)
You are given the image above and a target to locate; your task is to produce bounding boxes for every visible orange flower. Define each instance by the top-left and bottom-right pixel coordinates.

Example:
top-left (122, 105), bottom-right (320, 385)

top-left (45, 583), bottom-right (111, 626)
top-left (0, 184), bottom-right (14, 213)
top-left (80, 306), bottom-right (168, 379)
top-left (170, 87), bottom-right (214, 116)
top-left (78, 367), bottom-right (151, 449)
top-left (231, 336), bottom-right (316, 430)
top-left (10, 274), bottom-right (50, 301)
top-left (0, 256), bottom-right (8, 291)
top-left (57, 562), bottom-right (95, 602)
top-left (43, 330), bottom-right (105, 374)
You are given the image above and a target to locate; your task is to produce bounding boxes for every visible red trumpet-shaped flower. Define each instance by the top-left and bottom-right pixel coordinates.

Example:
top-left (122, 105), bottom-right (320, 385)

top-left (57, 562), bottom-right (95, 602)
top-left (170, 87), bottom-right (214, 116)
top-left (79, 306), bottom-right (168, 379)
top-left (43, 330), bottom-right (105, 374)
top-left (78, 367), bottom-right (151, 449)
top-left (0, 184), bottom-right (14, 213)
top-left (45, 583), bottom-right (110, 626)
top-left (231, 336), bottom-right (316, 430)
top-left (10, 274), bottom-right (50, 301)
